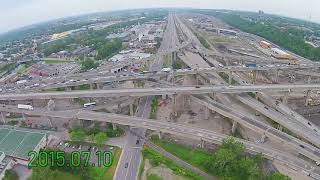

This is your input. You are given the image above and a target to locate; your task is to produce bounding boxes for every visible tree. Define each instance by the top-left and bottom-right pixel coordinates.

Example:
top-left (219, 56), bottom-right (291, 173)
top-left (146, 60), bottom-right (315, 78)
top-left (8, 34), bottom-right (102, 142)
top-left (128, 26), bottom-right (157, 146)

top-left (69, 129), bottom-right (86, 142)
top-left (29, 167), bottom-right (57, 180)
top-left (80, 58), bottom-right (99, 71)
top-left (268, 172), bottom-right (291, 180)
top-left (3, 169), bottom-right (18, 180)
top-left (94, 132), bottom-right (108, 144)
top-left (88, 134), bottom-right (95, 142)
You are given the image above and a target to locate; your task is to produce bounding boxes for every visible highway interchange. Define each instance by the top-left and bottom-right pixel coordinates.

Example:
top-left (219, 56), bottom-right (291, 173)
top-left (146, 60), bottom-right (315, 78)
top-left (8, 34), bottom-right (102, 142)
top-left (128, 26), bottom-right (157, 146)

top-left (2, 12), bottom-right (320, 180)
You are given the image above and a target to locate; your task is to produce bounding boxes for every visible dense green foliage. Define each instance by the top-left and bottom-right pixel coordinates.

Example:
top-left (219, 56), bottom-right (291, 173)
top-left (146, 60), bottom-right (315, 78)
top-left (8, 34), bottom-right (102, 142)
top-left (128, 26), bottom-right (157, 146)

top-left (3, 169), bottom-right (19, 180)
top-left (94, 132), bottom-right (108, 144)
top-left (152, 137), bottom-right (291, 180)
top-left (149, 97), bottom-right (158, 119)
top-left (70, 123), bottom-right (124, 143)
top-left (69, 128), bottom-right (86, 141)
top-left (193, 31), bottom-right (210, 49)
top-left (142, 147), bottom-right (204, 180)
top-left (207, 12), bottom-right (320, 61)
top-left (80, 58), bottom-right (99, 71)
top-left (147, 174), bottom-right (162, 180)
top-left (172, 59), bottom-right (183, 69)
top-left (95, 39), bottom-right (122, 60)
top-left (0, 63), bottom-right (17, 74)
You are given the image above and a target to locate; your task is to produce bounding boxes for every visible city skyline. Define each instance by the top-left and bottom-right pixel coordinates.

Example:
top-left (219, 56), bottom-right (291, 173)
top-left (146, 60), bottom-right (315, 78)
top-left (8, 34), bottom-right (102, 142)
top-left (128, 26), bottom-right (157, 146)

top-left (1, 0), bottom-right (320, 33)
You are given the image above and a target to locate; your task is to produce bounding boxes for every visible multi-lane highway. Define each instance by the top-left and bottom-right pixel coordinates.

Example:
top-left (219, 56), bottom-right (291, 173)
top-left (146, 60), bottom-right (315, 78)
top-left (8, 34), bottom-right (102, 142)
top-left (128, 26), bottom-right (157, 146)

top-left (1, 104), bottom-right (319, 179)
top-left (1, 84), bottom-right (319, 100)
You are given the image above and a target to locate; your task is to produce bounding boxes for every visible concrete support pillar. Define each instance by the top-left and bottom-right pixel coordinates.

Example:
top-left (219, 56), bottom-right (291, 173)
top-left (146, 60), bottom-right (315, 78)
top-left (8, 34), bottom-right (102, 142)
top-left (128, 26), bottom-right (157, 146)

top-left (66, 87), bottom-right (72, 92)
top-left (158, 131), bottom-right (162, 139)
top-left (172, 94), bottom-right (177, 117)
top-left (183, 96), bottom-right (190, 109)
top-left (252, 70), bottom-right (257, 84)
top-left (200, 139), bottom-right (205, 148)
top-left (96, 83), bottom-right (101, 89)
top-left (307, 76), bottom-right (312, 84)
top-left (22, 113), bottom-right (26, 121)
top-left (133, 81), bottom-right (137, 88)
top-left (274, 70), bottom-right (279, 83)
top-left (47, 117), bottom-right (53, 127)
top-left (232, 121), bottom-right (238, 134)
top-left (80, 119), bottom-right (84, 128)
top-left (90, 83), bottom-right (94, 90)
top-left (260, 134), bottom-right (267, 143)
top-left (129, 104), bottom-right (134, 116)
top-left (228, 71), bottom-right (233, 85)
top-left (47, 99), bottom-right (55, 111)
top-left (117, 104), bottom-right (122, 113)
top-left (282, 93), bottom-right (289, 104)
top-left (1, 112), bottom-right (6, 124)
top-left (305, 90), bottom-right (311, 106)
top-left (277, 124), bottom-right (283, 131)
top-left (162, 94), bottom-right (167, 100)
top-left (112, 123), bottom-right (117, 130)
top-left (195, 75), bottom-right (200, 86)
top-left (204, 107), bottom-right (209, 120)
top-left (255, 93), bottom-right (260, 116)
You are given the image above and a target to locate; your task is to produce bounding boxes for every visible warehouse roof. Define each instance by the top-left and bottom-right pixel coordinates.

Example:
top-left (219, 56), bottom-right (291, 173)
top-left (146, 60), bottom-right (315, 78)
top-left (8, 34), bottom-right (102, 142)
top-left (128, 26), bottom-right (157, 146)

top-left (0, 128), bottom-right (46, 160)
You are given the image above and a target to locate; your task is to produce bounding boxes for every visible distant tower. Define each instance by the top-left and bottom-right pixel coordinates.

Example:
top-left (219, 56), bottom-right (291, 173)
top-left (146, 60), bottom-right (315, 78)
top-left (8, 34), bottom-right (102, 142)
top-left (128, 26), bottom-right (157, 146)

top-left (258, 10), bottom-right (264, 15)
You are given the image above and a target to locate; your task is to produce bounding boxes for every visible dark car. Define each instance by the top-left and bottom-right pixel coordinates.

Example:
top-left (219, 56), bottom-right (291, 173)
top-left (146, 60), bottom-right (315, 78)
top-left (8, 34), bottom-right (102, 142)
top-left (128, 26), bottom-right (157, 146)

top-left (136, 139), bottom-right (140, 145)
top-left (125, 163), bottom-right (128, 168)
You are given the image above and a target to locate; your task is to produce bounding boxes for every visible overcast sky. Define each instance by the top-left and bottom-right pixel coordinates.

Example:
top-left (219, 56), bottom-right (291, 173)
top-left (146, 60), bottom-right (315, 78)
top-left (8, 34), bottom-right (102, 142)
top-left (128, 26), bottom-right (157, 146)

top-left (1, 0), bottom-right (320, 33)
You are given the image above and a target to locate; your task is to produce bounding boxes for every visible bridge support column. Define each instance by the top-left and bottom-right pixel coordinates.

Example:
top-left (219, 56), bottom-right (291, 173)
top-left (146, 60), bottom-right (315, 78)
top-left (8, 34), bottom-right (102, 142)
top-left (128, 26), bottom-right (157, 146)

top-left (183, 96), bottom-right (190, 109)
top-left (196, 75), bottom-right (200, 86)
top-left (231, 121), bottom-right (238, 134)
top-left (204, 107), bottom-right (209, 120)
top-left (307, 75), bottom-right (312, 84)
top-left (117, 104), bottom-right (122, 113)
top-left (90, 83), bottom-right (94, 90)
top-left (228, 71), bottom-right (233, 85)
top-left (47, 99), bottom-right (55, 111)
top-left (162, 94), bottom-right (167, 100)
top-left (172, 94), bottom-right (177, 117)
top-left (277, 124), bottom-right (283, 132)
top-left (254, 93), bottom-right (260, 116)
top-left (66, 87), bottom-right (72, 92)
top-left (158, 131), bottom-right (162, 139)
top-left (260, 134), bottom-right (267, 143)
top-left (282, 92), bottom-right (289, 104)
top-left (252, 70), bottom-right (257, 84)
top-left (1, 112), bottom-right (6, 124)
top-left (112, 123), bottom-right (117, 130)
top-left (274, 70), bottom-right (279, 83)
top-left (47, 117), bottom-right (53, 127)
top-left (200, 139), bottom-right (205, 148)
top-left (129, 104), bottom-right (134, 116)
top-left (305, 90), bottom-right (311, 106)
top-left (21, 113), bottom-right (26, 121)
top-left (79, 119), bottom-right (84, 128)
top-left (96, 83), bottom-right (101, 89)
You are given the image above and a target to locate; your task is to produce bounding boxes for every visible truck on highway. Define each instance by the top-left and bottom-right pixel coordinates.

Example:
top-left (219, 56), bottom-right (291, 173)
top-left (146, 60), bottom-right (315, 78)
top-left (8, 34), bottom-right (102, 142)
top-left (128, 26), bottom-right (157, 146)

top-left (244, 63), bottom-right (257, 68)
top-left (161, 68), bottom-right (172, 72)
top-left (18, 104), bottom-right (34, 111)
top-left (83, 102), bottom-right (96, 108)
top-left (16, 80), bottom-right (27, 84)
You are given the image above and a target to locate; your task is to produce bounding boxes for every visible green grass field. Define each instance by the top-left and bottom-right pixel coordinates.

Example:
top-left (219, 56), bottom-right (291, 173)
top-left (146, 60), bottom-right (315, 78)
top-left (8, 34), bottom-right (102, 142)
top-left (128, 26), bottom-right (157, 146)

top-left (151, 136), bottom-right (213, 175)
top-left (142, 146), bottom-right (204, 180)
top-left (43, 58), bottom-right (74, 64)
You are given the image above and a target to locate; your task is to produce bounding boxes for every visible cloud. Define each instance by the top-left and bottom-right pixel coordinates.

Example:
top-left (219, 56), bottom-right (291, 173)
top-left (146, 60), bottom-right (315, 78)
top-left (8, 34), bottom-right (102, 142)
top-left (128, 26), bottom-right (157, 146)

top-left (1, 0), bottom-right (320, 33)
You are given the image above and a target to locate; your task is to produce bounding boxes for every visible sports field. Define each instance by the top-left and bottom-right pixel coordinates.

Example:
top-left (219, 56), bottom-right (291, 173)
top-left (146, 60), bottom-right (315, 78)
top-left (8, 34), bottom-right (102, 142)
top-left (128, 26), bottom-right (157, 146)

top-left (0, 128), bottom-right (46, 159)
